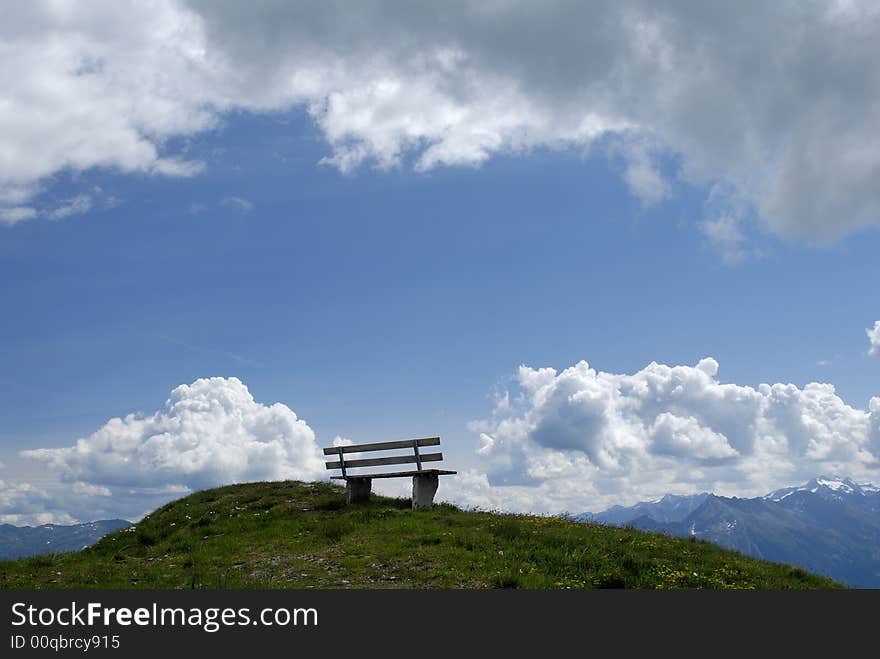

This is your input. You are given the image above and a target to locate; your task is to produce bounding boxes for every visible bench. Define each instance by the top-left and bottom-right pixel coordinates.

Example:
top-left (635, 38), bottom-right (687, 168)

top-left (323, 436), bottom-right (456, 509)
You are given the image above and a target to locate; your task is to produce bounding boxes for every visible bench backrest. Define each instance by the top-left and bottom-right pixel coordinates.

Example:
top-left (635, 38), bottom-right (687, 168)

top-left (323, 437), bottom-right (444, 478)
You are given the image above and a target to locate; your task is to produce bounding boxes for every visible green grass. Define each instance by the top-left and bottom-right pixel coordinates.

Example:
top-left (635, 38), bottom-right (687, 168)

top-left (0, 481), bottom-right (842, 589)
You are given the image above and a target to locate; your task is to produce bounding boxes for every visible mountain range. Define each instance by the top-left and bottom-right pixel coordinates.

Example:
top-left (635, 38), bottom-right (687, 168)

top-left (0, 480), bottom-right (839, 589)
top-left (573, 476), bottom-right (880, 588)
top-left (0, 519), bottom-right (131, 560)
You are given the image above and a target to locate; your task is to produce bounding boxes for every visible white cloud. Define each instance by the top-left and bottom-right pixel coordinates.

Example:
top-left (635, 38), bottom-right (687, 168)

top-left (615, 137), bottom-right (670, 206)
top-left (150, 158), bottom-right (205, 178)
top-left (222, 196), bottom-right (254, 213)
top-left (868, 321), bottom-right (880, 357)
top-left (46, 195), bottom-right (92, 221)
top-left (0, 207), bottom-right (37, 225)
top-left (3, 377), bottom-right (325, 524)
top-left (700, 215), bottom-right (748, 266)
top-left (0, 181), bottom-right (40, 206)
top-left (0, 1), bottom-right (879, 245)
top-left (0, 1), bottom-right (211, 222)
top-left (650, 412), bottom-right (739, 461)
top-left (21, 376), bottom-right (325, 495)
top-left (465, 357), bottom-right (880, 513)
top-left (0, 480), bottom-right (79, 525)
top-left (0, 477), bottom-right (169, 525)
top-left (71, 481), bottom-right (111, 497)
top-left (0, 190), bottom-right (113, 225)
top-left (0, 480), bottom-right (52, 525)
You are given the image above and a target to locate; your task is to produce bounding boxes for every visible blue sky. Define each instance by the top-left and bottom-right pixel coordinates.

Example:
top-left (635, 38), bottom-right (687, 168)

top-left (1, 1), bottom-right (879, 523)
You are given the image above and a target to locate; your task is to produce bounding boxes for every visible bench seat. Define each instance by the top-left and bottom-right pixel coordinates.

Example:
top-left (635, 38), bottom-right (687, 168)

top-left (331, 468), bottom-right (457, 480)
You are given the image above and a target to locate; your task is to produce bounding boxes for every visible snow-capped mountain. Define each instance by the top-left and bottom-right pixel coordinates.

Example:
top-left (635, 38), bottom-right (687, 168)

top-left (575, 476), bottom-right (880, 588)
top-left (763, 476), bottom-right (876, 502)
top-left (0, 519), bottom-right (130, 560)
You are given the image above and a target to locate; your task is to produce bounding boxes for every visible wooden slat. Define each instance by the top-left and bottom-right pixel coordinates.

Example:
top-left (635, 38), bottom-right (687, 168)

top-left (335, 445), bottom-right (346, 478)
top-left (325, 452), bottom-right (443, 470)
top-left (322, 437), bottom-right (440, 456)
top-left (331, 469), bottom-right (457, 480)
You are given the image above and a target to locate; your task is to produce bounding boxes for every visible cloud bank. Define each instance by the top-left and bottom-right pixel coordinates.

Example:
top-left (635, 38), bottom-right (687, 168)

top-left (4, 365), bottom-right (879, 523)
top-left (2, 1), bottom-right (880, 244)
top-left (0, 480), bottom-right (72, 526)
top-left (6, 377), bottom-right (325, 523)
top-left (466, 358), bottom-right (880, 513)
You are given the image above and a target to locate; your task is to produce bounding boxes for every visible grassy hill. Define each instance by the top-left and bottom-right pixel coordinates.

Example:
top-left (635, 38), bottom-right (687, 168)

top-left (0, 481), bottom-right (841, 589)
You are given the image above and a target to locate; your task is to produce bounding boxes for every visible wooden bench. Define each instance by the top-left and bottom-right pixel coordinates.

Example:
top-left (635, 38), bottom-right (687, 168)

top-left (323, 436), bottom-right (456, 509)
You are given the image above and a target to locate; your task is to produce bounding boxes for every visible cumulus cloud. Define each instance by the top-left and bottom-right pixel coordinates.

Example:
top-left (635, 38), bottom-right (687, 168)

top-left (868, 321), bottom-right (880, 357)
top-left (467, 357), bottom-right (880, 513)
top-left (16, 377), bottom-right (326, 522)
top-left (1, 1), bottom-right (880, 245)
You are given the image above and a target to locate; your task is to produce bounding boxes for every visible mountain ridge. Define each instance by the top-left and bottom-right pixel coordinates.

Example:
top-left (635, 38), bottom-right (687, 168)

top-left (0, 519), bottom-right (131, 560)
top-left (575, 476), bottom-right (880, 587)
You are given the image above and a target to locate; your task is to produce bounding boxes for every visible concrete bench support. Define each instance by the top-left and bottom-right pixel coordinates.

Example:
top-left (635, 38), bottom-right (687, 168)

top-left (346, 477), bottom-right (372, 504)
top-left (412, 472), bottom-right (439, 509)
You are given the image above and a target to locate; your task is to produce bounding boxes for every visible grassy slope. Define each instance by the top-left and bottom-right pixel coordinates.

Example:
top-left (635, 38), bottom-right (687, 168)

top-left (0, 481), bottom-right (841, 589)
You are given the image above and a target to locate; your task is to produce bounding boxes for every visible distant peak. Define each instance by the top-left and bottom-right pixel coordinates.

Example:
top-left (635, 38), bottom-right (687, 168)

top-left (814, 476), bottom-right (857, 492)
top-left (764, 475), bottom-right (875, 501)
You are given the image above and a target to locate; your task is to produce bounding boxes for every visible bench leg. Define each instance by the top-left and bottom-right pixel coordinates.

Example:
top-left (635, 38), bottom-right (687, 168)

top-left (412, 473), bottom-right (439, 509)
top-left (346, 477), bottom-right (372, 504)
